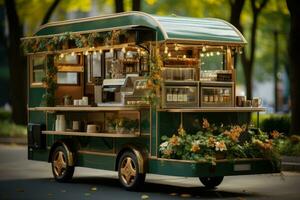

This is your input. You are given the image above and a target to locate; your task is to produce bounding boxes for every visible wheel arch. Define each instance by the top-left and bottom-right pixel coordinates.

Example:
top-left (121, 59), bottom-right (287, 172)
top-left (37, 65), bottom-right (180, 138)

top-left (115, 144), bottom-right (148, 174)
top-left (48, 139), bottom-right (79, 166)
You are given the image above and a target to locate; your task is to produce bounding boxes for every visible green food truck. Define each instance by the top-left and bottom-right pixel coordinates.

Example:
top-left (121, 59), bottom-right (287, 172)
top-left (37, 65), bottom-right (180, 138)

top-left (23, 11), bottom-right (280, 190)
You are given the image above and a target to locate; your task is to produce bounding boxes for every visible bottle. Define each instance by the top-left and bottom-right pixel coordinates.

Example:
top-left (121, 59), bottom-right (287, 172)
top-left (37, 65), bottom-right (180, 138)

top-left (183, 89), bottom-right (188, 102)
top-left (178, 89), bottom-right (183, 102)
top-left (167, 88), bottom-right (173, 102)
top-left (172, 89), bottom-right (178, 102)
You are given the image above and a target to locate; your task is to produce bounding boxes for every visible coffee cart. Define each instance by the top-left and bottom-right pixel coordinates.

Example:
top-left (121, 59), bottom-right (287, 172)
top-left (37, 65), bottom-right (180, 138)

top-left (23, 11), bottom-right (280, 190)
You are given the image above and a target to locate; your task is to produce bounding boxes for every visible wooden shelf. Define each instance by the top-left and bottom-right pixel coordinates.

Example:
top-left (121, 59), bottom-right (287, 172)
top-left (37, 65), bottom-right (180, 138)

top-left (28, 106), bottom-right (149, 112)
top-left (158, 107), bottom-right (266, 113)
top-left (42, 130), bottom-right (148, 138)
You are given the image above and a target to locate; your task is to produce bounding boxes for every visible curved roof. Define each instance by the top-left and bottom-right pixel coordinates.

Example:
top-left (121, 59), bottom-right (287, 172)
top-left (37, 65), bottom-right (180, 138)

top-left (34, 11), bottom-right (246, 45)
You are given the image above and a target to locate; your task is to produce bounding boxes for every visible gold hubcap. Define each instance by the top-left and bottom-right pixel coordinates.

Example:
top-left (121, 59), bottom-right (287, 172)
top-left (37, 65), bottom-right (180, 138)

top-left (120, 157), bottom-right (136, 185)
top-left (53, 151), bottom-right (67, 177)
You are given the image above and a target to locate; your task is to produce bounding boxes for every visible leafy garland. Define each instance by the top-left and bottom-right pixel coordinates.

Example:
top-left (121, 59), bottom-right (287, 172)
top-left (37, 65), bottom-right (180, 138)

top-left (41, 55), bottom-right (58, 107)
top-left (160, 119), bottom-right (282, 165)
top-left (145, 48), bottom-right (163, 107)
top-left (22, 31), bottom-right (124, 54)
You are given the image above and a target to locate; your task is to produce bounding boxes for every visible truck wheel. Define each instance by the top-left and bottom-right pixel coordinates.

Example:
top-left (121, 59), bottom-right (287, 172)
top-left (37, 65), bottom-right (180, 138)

top-left (118, 151), bottom-right (145, 190)
top-left (199, 176), bottom-right (224, 189)
top-left (51, 146), bottom-right (74, 182)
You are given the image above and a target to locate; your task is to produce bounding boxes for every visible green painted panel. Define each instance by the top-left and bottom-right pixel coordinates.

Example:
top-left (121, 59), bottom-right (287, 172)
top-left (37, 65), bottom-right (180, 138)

top-left (29, 111), bottom-right (46, 124)
top-left (77, 153), bottom-right (116, 171)
top-left (151, 109), bottom-right (157, 156)
top-left (28, 148), bottom-right (49, 162)
top-left (29, 88), bottom-right (45, 107)
top-left (148, 159), bottom-right (280, 177)
top-left (114, 137), bottom-right (149, 153)
top-left (34, 12), bottom-right (245, 44)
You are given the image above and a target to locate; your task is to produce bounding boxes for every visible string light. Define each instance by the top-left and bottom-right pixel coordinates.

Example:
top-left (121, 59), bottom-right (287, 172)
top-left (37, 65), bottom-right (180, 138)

top-left (183, 55), bottom-right (186, 59)
top-left (168, 52), bottom-right (171, 57)
top-left (71, 52), bottom-right (75, 56)
top-left (202, 46), bottom-right (206, 52)
top-left (110, 48), bottom-right (113, 53)
top-left (99, 49), bottom-right (103, 54)
top-left (174, 44), bottom-right (179, 51)
top-left (200, 53), bottom-right (204, 57)
top-left (164, 46), bottom-right (168, 54)
top-left (84, 51), bottom-right (89, 55)
top-left (216, 51), bottom-right (220, 55)
top-left (93, 51), bottom-right (97, 55)
top-left (121, 47), bottom-right (126, 53)
top-left (210, 52), bottom-right (213, 56)
top-left (59, 53), bottom-right (64, 58)
top-left (206, 52), bottom-right (210, 57)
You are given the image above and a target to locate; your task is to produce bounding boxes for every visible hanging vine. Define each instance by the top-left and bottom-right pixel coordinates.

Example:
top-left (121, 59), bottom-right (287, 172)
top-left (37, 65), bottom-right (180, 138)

top-left (41, 55), bottom-right (58, 107)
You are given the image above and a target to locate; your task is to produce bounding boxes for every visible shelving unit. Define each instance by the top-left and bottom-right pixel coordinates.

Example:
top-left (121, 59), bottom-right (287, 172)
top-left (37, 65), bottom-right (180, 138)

top-left (42, 130), bottom-right (149, 138)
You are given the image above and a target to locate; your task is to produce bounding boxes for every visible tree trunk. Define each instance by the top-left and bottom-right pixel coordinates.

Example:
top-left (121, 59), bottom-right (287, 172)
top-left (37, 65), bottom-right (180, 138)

top-left (132, 0), bottom-right (141, 11)
top-left (115, 0), bottom-right (124, 13)
top-left (4, 0), bottom-right (27, 125)
top-left (41, 0), bottom-right (61, 25)
top-left (286, 0), bottom-right (300, 134)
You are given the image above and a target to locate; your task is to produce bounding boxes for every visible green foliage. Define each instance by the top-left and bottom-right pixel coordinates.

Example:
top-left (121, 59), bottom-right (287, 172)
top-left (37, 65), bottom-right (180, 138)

top-left (260, 114), bottom-right (291, 136)
top-left (0, 108), bottom-right (11, 121)
top-left (0, 121), bottom-right (26, 138)
top-left (41, 55), bottom-right (57, 107)
top-left (276, 136), bottom-right (300, 156)
top-left (159, 119), bottom-right (282, 164)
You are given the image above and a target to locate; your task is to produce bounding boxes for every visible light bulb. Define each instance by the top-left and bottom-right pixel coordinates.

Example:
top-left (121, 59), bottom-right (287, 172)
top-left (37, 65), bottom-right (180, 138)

top-left (206, 52), bottom-right (210, 57)
top-left (121, 47), bottom-right (126, 53)
top-left (216, 51), bottom-right (220, 55)
top-left (200, 53), bottom-right (204, 57)
top-left (110, 48), bottom-right (113, 53)
top-left (168, 52), bottom-right (171, 57)
top-left (85, 51), bottom-right (89, 55)
top-left (175, 44), bottom-right (179, 51)
top-left (99, 49), bottom-right (103, 54)
top-left (183, 55), bottom-right (186, 59)
top-left (210, 52), bottom-right (213, 56)
top-left (202, 46), bottom-right (206, 52)
top-left (93, 51), bottom-right (97, 55)
top-left (164, 46), bottom-right (168, 54)
top-left (60, 53), bottom-right (64, 58)
top-left (71, 52), bottom-right (75, 56)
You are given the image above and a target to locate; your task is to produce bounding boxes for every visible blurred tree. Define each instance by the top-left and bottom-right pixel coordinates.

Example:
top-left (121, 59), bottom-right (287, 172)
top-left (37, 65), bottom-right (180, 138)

top-left (241, 0), bottom-right (269, 100)
top-left (41, 0), bottom-right (61, 25)
top-left (4, 0), bottom-right (26, 125)
top-left (132, 0), bottom-right (140, 11)
top-left (115, 0), bottom-right (124, 12)
top-left (4, 0), bottom-right (62, 124)
top-left (286, 0), bottom-right (300, 135)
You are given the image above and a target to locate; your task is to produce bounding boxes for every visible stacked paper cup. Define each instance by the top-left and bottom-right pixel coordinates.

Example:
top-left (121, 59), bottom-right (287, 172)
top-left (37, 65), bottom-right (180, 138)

top-left (55, 115), bottom-right (66, 131)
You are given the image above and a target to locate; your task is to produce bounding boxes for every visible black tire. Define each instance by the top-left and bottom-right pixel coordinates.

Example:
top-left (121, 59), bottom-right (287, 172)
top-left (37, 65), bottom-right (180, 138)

top-left (51, 145), bottom-right (75, 182)
top-left (118, 151), bottom-right (146, 190)
top-left (199, 176), bottom-right (224, 189)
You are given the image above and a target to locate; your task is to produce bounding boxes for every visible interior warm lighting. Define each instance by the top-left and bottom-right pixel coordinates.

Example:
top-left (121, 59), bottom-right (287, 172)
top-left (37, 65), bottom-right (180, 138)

top-left (174, 44), bottom-right (179, 51)
top-left (164, 46), bottom-right (168, 54)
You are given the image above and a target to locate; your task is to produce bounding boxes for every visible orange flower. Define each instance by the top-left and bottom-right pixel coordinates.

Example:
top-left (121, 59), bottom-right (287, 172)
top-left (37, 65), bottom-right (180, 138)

top-left (207, 136), bottom-right (215, 147)
top-left (178, 126), bottom-right (186, 136)
top-left (202, 118), bottom-right (210, 129)
top-left (169, 135), bottom-right (180, 146)
top-left (215, 141), bottom-right (227, 151)
top-left (223, 126), bottom-right (243, 142)
top-left (270, 130), bottom-right (281, 139)
top-left (191, 144), bottom-right (200, 153)
top-left (163, 149), bottom-right (173, 156)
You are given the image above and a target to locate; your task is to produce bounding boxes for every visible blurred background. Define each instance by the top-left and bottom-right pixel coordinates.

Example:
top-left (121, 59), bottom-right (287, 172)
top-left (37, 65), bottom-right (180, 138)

top-left (0, 0), bottom-right (299, 153)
